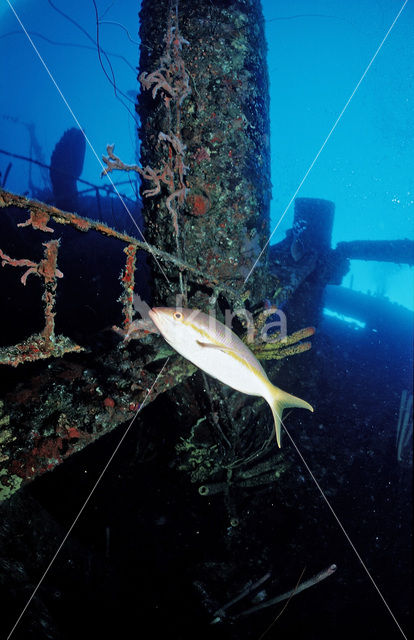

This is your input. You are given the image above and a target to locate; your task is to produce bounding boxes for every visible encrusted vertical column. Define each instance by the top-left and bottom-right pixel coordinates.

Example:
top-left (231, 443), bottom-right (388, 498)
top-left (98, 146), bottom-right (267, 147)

top-left (138, 0), bottom-right (271, 308)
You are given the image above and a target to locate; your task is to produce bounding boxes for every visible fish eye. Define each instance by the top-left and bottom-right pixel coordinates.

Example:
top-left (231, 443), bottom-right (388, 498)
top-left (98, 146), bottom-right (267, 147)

top-left (173, 311), bottom-right (183, 320)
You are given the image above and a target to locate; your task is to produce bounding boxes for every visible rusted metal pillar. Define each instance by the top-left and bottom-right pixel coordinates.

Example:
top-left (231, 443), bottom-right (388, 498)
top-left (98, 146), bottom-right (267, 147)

top-left (138, 0), bottom-right (271, 307)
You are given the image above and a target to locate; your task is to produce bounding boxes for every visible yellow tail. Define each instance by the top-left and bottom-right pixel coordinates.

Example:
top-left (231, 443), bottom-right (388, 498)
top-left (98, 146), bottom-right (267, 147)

top-left (266, 385), bottom-right (314, 448)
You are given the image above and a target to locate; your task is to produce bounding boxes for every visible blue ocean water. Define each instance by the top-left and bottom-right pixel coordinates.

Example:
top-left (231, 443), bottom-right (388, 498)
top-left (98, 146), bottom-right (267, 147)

top-left (262, 0), bottom-right (413, 311)
top-left (1, 0), bottom-right (412, 308)
top-left (0, 2), bottom-right (412, 640)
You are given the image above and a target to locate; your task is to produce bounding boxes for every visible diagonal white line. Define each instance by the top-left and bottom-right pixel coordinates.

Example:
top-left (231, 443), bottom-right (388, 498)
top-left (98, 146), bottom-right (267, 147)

top-left (277, 412), bottom-right (408, 640)
top-left (6, 358), bottom-right (170, 640)
top-left (5, 0), bottom-right (170, 284)
top-left (243, 0), bottom-right (408, 284)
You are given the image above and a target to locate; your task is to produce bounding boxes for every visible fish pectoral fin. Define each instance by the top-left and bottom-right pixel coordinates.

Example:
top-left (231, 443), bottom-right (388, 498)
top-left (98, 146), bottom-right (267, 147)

top-left (196, 340), bottom-right (255, 371)
top-left (196, 340), bottom-right (239, 357)
top-left (196, 340), bottom-right (215, 348)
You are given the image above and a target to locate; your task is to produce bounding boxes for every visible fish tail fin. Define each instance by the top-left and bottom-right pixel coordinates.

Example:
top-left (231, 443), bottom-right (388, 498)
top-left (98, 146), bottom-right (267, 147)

top-left (266, 385), bottom-right (314, 448)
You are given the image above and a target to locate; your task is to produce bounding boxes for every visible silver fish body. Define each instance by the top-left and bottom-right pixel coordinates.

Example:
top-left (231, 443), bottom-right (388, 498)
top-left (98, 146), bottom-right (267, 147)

top-left (149, 307), bottom-right (313, 447)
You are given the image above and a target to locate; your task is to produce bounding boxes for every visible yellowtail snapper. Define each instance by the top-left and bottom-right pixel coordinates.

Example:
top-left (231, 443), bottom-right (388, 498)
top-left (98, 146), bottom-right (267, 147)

top-left (149, 307), bottom-right (313, 447)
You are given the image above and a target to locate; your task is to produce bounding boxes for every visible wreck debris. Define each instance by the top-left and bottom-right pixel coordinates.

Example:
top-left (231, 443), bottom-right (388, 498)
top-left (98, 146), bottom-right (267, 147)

top-left (49, 128), bottom-right (86, 211)
top-left (0, 189), bottom-right (239, 293)
top-left (0, 353), bottom-right (197, 503)
top-left (0, 0), bottom-right (275, 499)
top-left (138, 11), bottom-right (191, 254)
top-left (206, 566), bottom-right (338, 625)
top-left (138, 0), bottom-right (271, 306)
top-left (0, 188), bottom-right (242, 366)
top-left (336, 239), bottom-right (414, 266)
top-left (0, 240), bottom-right (83, 367)
top-left (210, 571), bottom-right (271, 623)
top-left (176, 403), bottom-right (292, 502)
top-left (235, 564), bottom-right (338, 618)
top-left (119, 243), bottom-right (138, 333)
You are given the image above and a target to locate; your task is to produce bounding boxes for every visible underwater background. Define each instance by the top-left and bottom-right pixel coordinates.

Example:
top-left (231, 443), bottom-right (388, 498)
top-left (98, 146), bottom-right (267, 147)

top-left (0, 1), bottom-right (412, 639)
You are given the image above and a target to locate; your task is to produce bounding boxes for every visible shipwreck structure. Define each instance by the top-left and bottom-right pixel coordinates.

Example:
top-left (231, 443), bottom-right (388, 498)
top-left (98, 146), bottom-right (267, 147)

top-left (0, 0), bottom-right (412, 516)
top-left (0, 1), bottom-right (412, 638)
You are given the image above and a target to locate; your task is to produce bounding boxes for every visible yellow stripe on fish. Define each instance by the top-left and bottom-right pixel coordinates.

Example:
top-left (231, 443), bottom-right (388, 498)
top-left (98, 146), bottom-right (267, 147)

top-left (148, 307), bottom-right (313, 447)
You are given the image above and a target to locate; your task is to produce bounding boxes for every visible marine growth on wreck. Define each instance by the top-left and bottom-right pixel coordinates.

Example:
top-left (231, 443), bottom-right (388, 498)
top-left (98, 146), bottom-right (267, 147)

top-left (0, 1), bottom-right (412, 639)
